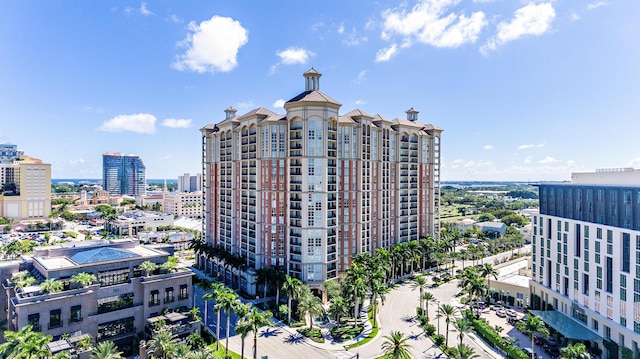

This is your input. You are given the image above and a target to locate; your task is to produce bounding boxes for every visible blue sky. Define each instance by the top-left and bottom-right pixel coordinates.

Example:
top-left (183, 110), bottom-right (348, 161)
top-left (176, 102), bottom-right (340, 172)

top-left (1, 0), bottom-right (638, 181)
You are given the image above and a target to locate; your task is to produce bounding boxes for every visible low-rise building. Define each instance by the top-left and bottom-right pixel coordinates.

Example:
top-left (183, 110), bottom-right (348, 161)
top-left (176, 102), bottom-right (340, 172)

top-left (163, 192), bottom-right (202, 219)
top-left (2, 239), bottom-right (195, 356)
top-left (106, 211), bottom-right (174, 236)
top-left (476, 221), bottom-right (507, 237)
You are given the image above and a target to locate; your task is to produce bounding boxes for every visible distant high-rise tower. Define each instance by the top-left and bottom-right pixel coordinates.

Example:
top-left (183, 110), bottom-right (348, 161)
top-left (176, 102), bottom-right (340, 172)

top-left (0, 142), bottom-right (24, 163)
top-left (102, 153), bottom-right (146, 196)
top-left (177, 173), bottom-right (202, 193)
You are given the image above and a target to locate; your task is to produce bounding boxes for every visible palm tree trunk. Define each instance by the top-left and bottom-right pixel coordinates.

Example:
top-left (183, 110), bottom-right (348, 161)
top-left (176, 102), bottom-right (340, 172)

top-left (531, 336), bottom-right (535, 359)
top-left (253, 335), bottom-right (258, 359)
top-left (445, 322), bottom-right (449, 347)
top-left (276, 287), bottom-right (281, 309)
top-left (287, 297), bottom-right (292, 325)
top-left (216, 310), bottom-right (221, 350)
top-left (354, 299), bottom-right (360, 326)
top-left (241, 338), bottom-right (245, 359)
top-left (225, 315), bottom-right (231, 354)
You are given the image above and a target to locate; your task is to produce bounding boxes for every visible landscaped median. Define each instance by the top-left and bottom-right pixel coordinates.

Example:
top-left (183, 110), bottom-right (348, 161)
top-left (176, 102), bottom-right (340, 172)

top-left (467, 311), bottom-right (529, 359)
top-left (344, 306), bottom-right (378, 350)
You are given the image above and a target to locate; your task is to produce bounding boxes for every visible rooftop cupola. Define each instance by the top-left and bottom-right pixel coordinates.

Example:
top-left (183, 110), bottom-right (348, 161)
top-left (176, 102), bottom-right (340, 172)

top-left (406, 107), bottom-right (419, 121)
top-left (304, 68), bottom-right (322, 91)
top-left (224, 106), bottom-right (237, 119)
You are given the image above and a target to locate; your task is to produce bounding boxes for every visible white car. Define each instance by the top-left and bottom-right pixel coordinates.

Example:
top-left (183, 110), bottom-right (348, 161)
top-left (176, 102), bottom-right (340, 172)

top-left (496, 309), bottom-right (507, 318)
top-left (507, 309), bottom-right (517, 317)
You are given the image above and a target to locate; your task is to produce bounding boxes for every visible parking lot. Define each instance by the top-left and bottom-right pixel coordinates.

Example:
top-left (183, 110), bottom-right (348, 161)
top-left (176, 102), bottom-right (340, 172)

top-left (477, 304), bottom-right (559, 359)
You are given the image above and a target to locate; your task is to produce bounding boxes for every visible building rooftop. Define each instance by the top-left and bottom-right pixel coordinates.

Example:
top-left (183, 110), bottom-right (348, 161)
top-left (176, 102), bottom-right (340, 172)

top-left (70, 247), bottom-right (140, 265)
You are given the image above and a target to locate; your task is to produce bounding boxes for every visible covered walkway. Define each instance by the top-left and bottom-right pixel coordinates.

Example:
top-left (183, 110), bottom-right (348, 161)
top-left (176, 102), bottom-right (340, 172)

top-left (529, 310), bottom-right (602, 341)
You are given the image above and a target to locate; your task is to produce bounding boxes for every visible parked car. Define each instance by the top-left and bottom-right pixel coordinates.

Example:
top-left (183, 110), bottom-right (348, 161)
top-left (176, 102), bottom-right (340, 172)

top-left (496, 309), bottom-right (507, 318)
top-left (507, 309), bottom-right (517, 317)
top-left (522, 347), bottom-right (538, 359)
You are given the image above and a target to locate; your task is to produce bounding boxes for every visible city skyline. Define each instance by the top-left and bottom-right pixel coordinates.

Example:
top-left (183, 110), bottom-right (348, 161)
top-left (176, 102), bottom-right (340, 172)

top-left (1, 1), bottom-right (638, 181)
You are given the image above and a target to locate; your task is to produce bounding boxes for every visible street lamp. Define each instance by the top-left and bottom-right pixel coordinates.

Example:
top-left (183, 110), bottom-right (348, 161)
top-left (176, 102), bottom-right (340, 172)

top-left (436, 301), bottom-right (441, 336)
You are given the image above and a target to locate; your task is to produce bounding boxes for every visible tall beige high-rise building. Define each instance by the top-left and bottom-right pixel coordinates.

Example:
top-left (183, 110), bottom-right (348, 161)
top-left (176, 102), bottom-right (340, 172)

top-left (0, 155), bottom-right (51, 220)
top-left (201, 69), bottom-right (442, 294)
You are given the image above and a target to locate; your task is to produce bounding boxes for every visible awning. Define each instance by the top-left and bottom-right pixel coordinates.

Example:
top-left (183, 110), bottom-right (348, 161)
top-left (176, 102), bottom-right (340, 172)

top-left (528, 310), bottom-right (602, 341)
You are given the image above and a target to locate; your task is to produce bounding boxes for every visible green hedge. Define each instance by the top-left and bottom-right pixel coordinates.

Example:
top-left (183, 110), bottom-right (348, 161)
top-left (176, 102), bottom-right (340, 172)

top-left (471, 318), bottom-right (529, 359)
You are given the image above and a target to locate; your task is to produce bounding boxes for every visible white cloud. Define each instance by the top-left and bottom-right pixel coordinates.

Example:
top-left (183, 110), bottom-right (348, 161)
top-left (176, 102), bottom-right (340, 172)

top-left (277, 48), bottom-right (314, 65)
top-left (354, 70), bottom-right (368, 84)
top-left (341, 27), bottom-right (368, 46)
top-left (273, 99), bottom-right (285, 109)
top-left (161, 118), bottom-right (192, 128)
top-left (269, 47), bottom-right (315, 75)
top-left (517, 143), bottom-right (545, 150)
top-left (628, 157), bottom-right (640, 168)
top-left (99, 113), bottom-right (156, 134)
top-left (375, 43), bottom-right (398, 62)
top-left (82, 106), bottom-right (104, 113)
top-left (125, 2), bottom-right (154, 16)
top-left (481, 3), bottom-right (555, 54)
top-left (237, 101), bottom-right (254, 111)
top-left (587, 2), bottom-right (608, 10)
top-left (354, 99), bottom-right (367, 105)
top-left (524, 156), bottom-right (532, 164)
top-left (483, 145), bottom-right (494, 150)
top-left (538, 156), bottom-right (558, 164)
top-left (173, 16), bottom-right (248, 73)
top-left (379, 0), bottom-right (487, 52)
top-left (160, 155), bottom-right (171, 160)
top-left (571, 13), bottom-right (581, 21)
top-left (139, 2), bottom-right (154, 16)
top-left (311, 22), bottom-right (325, 31)
top-left (337, 23), bottom-right (345, 34)
top-left (68, 158), bottom-right (86, 166)
top-left (168, 14), bottom-right (183, 23)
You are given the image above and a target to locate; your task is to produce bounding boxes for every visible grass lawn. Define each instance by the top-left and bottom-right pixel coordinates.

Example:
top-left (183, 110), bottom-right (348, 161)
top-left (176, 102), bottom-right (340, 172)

top-left (208, 342), bottom-right (243, 359)
top-left (297, 327), bottom-right (324, 343)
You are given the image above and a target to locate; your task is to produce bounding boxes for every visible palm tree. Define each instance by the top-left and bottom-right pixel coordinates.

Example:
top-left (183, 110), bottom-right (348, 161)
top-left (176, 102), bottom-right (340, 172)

top-left (90, 341), bottom-right (123, 359)
top-left (479, 263), bottom-right (499, 301)
top-left (345, 263), bottom-right (367, 326)
top-left (203, 282), bottom-right (225, 350)
top-left (422, 292), bottom-right (435, 321)
top-left (246, 307), bottom-right (273, 359)
top-left (281, 275), bottom-right (303, 325)
top-left (454, 318), bottom-right (474, 346)
top-left (329, 295), bottom-right (350, 325)
top-left (437, 303), bottom-right (459, 347)
top-left (39, 278), bottom-right (63, 294)
top-left (380, 331), bottom-right (413, 359)
top-left (147, 328), bottom-right (177, 359)
top-left (215, 288), bottom-right (241, 355)
top-left (370, 279), bottom-right (388, 328)
top-left (71, 272), bottom-right (97, 287)
top-left (235, 317), bottom-right (252, 359)
top-left (448, 344), bottom-right (480, 359)
top-left (173, 343), bottom-right (191, 358)
top-left (139, 260), bottom-right (158, 276)
top-left (560, 342), bottom-right (590, 359)
top-left (411, 276), bottom-right (428, 311)
top-left (0, 325), bottom-right (53, 359)
top-left (516, 314), bottom-right (549, 359)
top-left (160, 256), bottom-right (180, 273)
top-left (297, 291), bottom-right (324, 329)
top-left (186, 349), bottom-right (212, 359)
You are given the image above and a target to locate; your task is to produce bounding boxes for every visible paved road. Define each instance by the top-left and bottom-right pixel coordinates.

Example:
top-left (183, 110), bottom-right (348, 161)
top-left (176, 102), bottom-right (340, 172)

top-left (194, 284), bottom-right (238, 338)
top-left (218, 246), bottom-right (531, 359)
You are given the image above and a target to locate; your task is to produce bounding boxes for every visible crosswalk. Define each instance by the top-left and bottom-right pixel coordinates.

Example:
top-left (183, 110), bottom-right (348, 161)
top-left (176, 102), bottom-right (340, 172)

top-left (333, 352), bottom-right (354, 359)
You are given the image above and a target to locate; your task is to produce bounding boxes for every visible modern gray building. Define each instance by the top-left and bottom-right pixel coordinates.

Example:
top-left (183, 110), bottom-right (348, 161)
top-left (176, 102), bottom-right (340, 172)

top-left (531, 168), bottom-right (640, 358)
top-left (102, 153), bottom-right (146, 196)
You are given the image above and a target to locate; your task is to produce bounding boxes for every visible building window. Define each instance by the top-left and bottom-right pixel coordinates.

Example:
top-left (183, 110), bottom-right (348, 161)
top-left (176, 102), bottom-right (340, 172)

top-left (164, 287), bottom-right (174, 303)
top-left (97, 293), bottom-right (134, 314)
top-left (179, 284), bottom-right (188, 300)
top-left (27, 313), bottom-right (40, 332)
top-left (49, 309), bottom-right (62, 329)
top-left (97, 317), bottom-right (135, 341)
top-left (149, 290), bottom-right (159, 307)
top-left (70, 305), bottom-right (82, 323)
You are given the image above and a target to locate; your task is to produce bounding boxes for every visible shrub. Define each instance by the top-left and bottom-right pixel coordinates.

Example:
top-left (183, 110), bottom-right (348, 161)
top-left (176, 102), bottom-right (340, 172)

top-left (416, 307), bottom-right (424, 316)
top-left (471, 318), bottom-right (529, 359)
top-left (423, 324), bottom-right (436, 336)
top-left (297, 327), bottom-right (324, 343)
top-left (432, 334), bottom-right (445, 347)
top-left (418, 314), bottom-right (428, 326)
